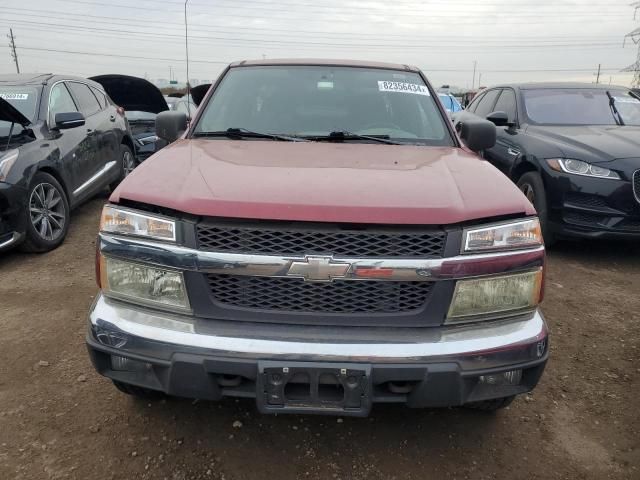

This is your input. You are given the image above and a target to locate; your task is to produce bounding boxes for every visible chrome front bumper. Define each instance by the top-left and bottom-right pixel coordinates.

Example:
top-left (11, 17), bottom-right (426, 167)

top-left (88, 294), bottom-right (547, 365)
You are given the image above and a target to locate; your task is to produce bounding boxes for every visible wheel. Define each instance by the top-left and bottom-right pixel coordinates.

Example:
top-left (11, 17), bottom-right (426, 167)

top-left (112, 380), bottom-right (164, 399)
top-left (20, 172), bottom-right (70, 253)
top-left (465, 395), bottom-right (515, 412)
top-left (109, 144), bottom-right (136, 191)
top-left (516, 171), bottom-right (555, 246)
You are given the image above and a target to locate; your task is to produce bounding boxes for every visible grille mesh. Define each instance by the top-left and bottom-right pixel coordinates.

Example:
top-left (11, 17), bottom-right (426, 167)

top-left (197, 223), bottom-right (446, 257)
top-left (564, 193), bottom-right (608, 209)
top-left (207, 275), bottom-right (432, 314)
top-left (633, 170), bottom-right (640, 204)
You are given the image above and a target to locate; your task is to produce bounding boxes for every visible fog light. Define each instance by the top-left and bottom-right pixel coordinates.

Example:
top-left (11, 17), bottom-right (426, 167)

top-left (478, 369), bottom-right (522, 386)
top-left (111, 355), bottom-right (152, 372)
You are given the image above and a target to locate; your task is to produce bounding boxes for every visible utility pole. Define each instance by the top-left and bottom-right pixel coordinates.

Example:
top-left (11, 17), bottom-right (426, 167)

top-left (8, 28), bottom-right (20, 73)
top-left (622, 2), bottom-right (640, 87)
top-left (471, 61), bottom-right (477, 89)
top-left (595, 63), bottom-right (601, 84)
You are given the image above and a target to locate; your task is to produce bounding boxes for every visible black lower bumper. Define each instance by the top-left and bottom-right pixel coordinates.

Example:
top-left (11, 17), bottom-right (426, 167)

top-left (87, 333), bottom-right (547, 416)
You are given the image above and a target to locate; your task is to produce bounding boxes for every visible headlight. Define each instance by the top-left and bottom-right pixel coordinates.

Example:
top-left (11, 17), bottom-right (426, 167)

top-left (137, 135), bottom-right (158, 146)
top-left (100, 205), bottom-right (176, 242)
top-left (463, 218), bottom-right (542, 253)
top-left (99, 255), bottom-right (190, 311)
top-left (447, 269), bottom-right (543, 322)
top-left (547, 158), bottom-right (620, 180)
top-left (0, 149), bottom-right (19, 182)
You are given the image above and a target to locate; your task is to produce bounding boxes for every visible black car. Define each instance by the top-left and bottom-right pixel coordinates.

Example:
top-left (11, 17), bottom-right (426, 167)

top-left (0, 73), bottom-right (135, 252)
top-left (458, 82), bottom-right (640, 243)
top-left (90, 75), bottom-right (168, 163)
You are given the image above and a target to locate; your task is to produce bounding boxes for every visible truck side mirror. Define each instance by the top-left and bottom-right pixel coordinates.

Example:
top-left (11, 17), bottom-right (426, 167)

top-left (457, 117), bottom-right (497, 152)
top-left (156, 111), bottom-right (188, 143)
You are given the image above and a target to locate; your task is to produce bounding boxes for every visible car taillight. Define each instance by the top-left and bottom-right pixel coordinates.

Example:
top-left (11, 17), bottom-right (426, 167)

top-left (116, 106), bottom-right (125, 116)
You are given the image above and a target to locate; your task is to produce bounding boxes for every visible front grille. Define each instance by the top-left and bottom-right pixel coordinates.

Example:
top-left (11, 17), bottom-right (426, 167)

top-left (197, 222), bottom-right (446, 257)
top-left (633, 170), bottom-right (640, 204)
top-left (207, 274), bottom-right (432, 314)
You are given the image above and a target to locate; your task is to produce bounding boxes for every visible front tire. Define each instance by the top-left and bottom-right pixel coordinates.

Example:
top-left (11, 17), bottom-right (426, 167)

top-left (516, 171), bottom-right (555, 246)
top-left (109, 144), bottom-right (136, 192)
top-left (20, 172), bottom-right (70, 253)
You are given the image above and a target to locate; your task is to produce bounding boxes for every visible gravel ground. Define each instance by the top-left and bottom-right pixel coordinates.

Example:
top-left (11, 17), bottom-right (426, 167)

top-left (0, 195), bottom-right (638, 480)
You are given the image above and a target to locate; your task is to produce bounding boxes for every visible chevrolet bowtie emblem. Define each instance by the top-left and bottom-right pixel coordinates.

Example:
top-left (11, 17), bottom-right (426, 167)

top-left (287, 256), bottom-right (351, 282)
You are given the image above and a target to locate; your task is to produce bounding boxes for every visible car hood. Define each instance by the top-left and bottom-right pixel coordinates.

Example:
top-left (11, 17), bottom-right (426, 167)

top-left (90, 74), bottom-right (168, 114)
top-left (526, 125), bottom-right (640, 162)
top-left (0, 97), bottom-right (31, 126)
top-left (111, 140), bottom-right (535, 225)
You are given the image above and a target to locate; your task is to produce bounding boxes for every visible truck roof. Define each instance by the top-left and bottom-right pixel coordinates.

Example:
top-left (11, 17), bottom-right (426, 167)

top-left (229, 58), bottom-right (420, 72)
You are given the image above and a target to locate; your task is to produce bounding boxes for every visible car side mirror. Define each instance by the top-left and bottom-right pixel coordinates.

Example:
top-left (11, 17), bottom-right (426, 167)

top-left (156, 111), bottom-right (188, 143)
top-left (486, 111), bottom-right (514, 128)
top-left (54, 112), bottom-right (85, 129)
top-left (456, 117), bottom-right (497, 152)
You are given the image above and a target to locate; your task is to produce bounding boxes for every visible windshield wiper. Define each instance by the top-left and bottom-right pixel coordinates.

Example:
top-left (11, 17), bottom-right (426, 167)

top-left (307, 131), bottom-right (402, 145)
top-left (193, 127), bottom-right (308, 142)
top-left (606, 91), bottom-right (625, 126)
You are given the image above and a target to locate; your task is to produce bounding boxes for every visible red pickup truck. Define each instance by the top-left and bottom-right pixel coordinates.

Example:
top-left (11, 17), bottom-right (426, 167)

top-left (87, 59), bottom-right (548, 416)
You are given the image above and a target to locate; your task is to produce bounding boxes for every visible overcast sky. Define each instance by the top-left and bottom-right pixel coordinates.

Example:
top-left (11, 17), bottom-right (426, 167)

top-left (0, 0), bottom-right (638, 89)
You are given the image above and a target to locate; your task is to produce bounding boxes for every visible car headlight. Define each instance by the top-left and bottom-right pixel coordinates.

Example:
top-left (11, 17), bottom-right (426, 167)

top-left (100, 205), bottom-right (176, 242)
top-left (447, 269), bottom-right (543, 322)
top-left (137, 135), bottom-right (158, 146)
top-left (463, 218), bottom-right (542, 253)
top-left (0, 149), bottom-right (19, 182)
top-left (99, 255), bottom-right (190, 311)
top-left (547, 158), bottom-right (620, 180)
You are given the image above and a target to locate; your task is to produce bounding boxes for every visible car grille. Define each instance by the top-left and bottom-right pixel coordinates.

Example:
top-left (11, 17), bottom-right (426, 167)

top-left (196, 221), bottom-right (446, 257)
top-left (206, 274), bottom-right (432, 314)
top-left (633, 170), bottom-right (640, 204)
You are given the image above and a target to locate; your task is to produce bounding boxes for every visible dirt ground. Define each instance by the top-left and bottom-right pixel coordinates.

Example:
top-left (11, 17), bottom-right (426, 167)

top-left (0, 195), bottom-right (638, 480)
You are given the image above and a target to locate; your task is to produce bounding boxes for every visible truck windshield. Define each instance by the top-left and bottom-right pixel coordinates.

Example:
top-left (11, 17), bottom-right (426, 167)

top-left (0, 86), bottom-right (38, 137)
top-left (194, 66), bottom-right (453, 145)
top-left (523, 88), bottom-right (640, 126)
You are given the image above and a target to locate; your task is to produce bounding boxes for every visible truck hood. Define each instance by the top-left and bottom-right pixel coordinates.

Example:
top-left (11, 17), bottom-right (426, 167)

top-left (526, 125), bottom-right (640, 162)
top-left (111, 140), bottom-right (535, 225)
top-left (0, 97), bottom-right (31, 126)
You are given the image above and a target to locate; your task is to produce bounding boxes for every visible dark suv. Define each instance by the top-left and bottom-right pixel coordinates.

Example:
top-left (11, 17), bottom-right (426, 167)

top-left (460, 82), bottom-right (640, 243)
top-left (0, 74), bottom-right (135, 252)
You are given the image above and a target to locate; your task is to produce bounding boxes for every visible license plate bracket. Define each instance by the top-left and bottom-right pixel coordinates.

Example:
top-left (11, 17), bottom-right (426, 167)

top-left (256, 361), bottom-right (371, 416)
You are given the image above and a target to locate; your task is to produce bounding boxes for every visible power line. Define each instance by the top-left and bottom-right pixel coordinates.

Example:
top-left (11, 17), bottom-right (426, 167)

top-left (0, 19), bottom-right (624, 52)
top-left (3, 8), bottom-right (624, 42)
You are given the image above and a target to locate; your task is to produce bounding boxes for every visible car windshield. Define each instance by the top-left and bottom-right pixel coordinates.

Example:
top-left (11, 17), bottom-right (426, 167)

top-left (194, 66), bottom-right (452, 145)
top-left (438, 93), bottom-right (462, 113)
top-left (0, 86), bottom-right (38, 137)
top-left (523, 88), bottom-right (640, 126)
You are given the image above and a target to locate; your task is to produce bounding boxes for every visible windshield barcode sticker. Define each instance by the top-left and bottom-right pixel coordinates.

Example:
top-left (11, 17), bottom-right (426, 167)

top-left (378, 81), bottom-right (430, 96)
top-left (0, 93), bottom-right (29, 100)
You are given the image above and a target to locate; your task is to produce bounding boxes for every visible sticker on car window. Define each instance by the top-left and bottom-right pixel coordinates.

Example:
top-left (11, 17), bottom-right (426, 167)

top-left (378, 81), bottom-right (430, 96)
top-left (0, 93), bottom-right (29, 100)
top-left (614, 96), bottom-right (640, 104)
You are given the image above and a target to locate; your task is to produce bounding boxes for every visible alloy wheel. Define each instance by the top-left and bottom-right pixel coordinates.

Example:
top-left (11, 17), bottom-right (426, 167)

top-left (123, 150), bottom-right (136, 176)
top-left (29, 183), bottom-right (66, 241)
top-left (520, 183), bottom-right (535, 203)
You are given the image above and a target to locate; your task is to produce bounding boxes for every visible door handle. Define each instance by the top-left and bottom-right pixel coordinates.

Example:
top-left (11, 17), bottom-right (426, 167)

top-left (507, 148), bottom-right (521, 156)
